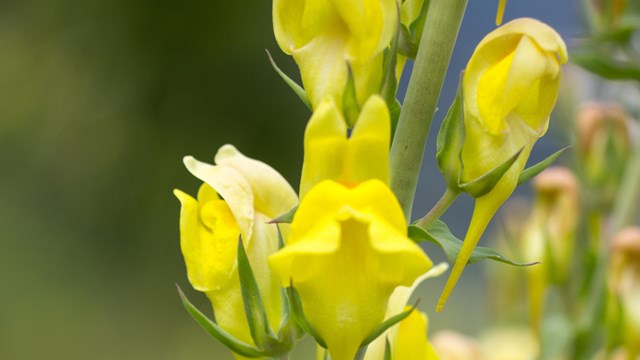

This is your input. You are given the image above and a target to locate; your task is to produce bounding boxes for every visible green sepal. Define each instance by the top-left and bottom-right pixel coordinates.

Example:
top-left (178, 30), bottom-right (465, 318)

top-left (237, 237), bottom-right (277, 347)
top-left (269, 206), bottom-right (298, 224)
top-left (409, 220), bottom-right (538, 267)
top-left (176, 285), bottom-right (264, 358)
top-left (517, 146), bottom-right (571, 186)
top-left (380, 2), bottom-right (401, 108)
top-left (571, 48), bottom-right (640, 82)
top-left (266, 50), bottom-right (312, 110)
top-left (436, 73), bottom-right (465, 190)
top-left (389, 98), bottom-right (402, 143)
top-left (459, 148), bottom-right (523, 198)
top-left (343, 62), bottom-right (361, 127)
top-left (398, 0), bottom-right (431, 59)
top-left (384, 337), bottom-right (392, 360)
top-left (287, 282), bottom-right (328, 348)
top-left (359, 300), bottom-right (420, 347)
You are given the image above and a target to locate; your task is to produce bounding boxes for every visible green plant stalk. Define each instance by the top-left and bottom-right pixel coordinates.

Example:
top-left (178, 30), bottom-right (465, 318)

top-left (389, 0), bottom-right (468, 220)
top-left (415, 187), bottom-right (460, 228)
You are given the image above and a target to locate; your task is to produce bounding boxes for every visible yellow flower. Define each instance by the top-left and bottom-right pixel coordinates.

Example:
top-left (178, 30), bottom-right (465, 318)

top-left (438, 18), bottom-right (567, 311)
top-left (300, 95), bottom-right (390, 198)
top-left (273, 0), bottom-right (397, 111)
top-left (269, 179), bottom-right (432, 360)
top-left (174, 145), bottom-right (298, 356)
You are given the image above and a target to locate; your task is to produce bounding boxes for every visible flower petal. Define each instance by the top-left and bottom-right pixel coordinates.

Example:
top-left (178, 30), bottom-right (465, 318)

top-left (299, 100), bottom-right (349, 197)
top-left (184, 155), bottom-right (254, 242)
top-left (345, 96), bottom-right (391, 185)
top-left (174, 188), bottom-right (240, 292)
top-left (215, 144), bottom-right (298, 220)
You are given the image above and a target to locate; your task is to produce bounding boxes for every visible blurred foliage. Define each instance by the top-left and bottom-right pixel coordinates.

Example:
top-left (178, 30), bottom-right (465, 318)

top-left (0, 0), bottom-right (579, 358)
top-left (0, 0), bottom-right (306, 358)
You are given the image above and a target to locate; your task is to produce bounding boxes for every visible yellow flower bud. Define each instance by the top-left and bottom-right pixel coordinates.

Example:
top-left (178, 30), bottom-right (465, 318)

top-left (273, 0), bottom-right (397, 110)
top-left (438, 18), bottom-right (567, 311)
top-left (391, 309), bottom-right (440, 360)
top-left (174, 145), bottom-right (298, 356)
top-left (608, 227), bottom-right (640, 357)
top-left (300, 95), bottom-right (390, 198)
top-left (269, 179), bottom-right (432, 360)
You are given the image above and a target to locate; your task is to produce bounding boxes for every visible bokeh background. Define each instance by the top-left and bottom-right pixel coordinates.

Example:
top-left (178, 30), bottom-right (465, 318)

top-left (0, 1), bottom-right (580, 358)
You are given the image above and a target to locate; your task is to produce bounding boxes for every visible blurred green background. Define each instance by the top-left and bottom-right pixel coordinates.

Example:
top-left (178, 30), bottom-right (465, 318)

top-left (0, 0), bottom-right (577, 358)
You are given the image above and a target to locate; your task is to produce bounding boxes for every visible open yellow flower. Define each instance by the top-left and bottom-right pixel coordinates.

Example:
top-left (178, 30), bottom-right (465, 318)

top-left (269, 179), bottom-right (432, 360)
top-left (273, 0), bottom-right (397, 111)
top-left (438, 18), bottom-right (567, 311)
top-left (174, 145), bottom-right (298, 356)
top-left (300, 94), bottom-right (390, 197)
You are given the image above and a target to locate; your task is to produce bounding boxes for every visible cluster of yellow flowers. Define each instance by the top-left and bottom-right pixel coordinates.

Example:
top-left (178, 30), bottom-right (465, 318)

top-left (174, 1), bottom-right (569, 359)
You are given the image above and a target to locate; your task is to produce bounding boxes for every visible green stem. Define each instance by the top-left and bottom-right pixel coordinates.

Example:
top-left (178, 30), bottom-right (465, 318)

top-left (612, 144), bottom-right (640, 231)
top-left (415, 187), bottom-right (460, 228)
top-left (389, 0), bottom-right (468, 220)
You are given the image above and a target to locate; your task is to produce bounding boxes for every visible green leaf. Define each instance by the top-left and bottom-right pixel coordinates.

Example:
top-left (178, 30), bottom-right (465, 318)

top-left (176, 285), bottom-right (264, 358)
top-left (409, 220), bottom-right (538, 266)
top-left (359, 300), bottom-right (419, 347)
top-left (518, 146), bottom-right (571, 186)
top-left (266, 50), bottom-right (312, 110)
top-left (287, 283), bottom-right (327, 348)
top-left (237, 238), bottom-right (275, 347)
top-left (343, 62), bottom-right (361, 127)
top-left (459, 148), bottom-right (523, 198)
top-left (269, 206), bottom-right (297, 224)
top-left (436, 73), bottom-right (465, 190)
top-left (571, 49), bottom-right (640, 82)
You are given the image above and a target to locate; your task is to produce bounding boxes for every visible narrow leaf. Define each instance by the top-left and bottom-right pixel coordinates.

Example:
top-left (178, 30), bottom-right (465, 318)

top-left (436, 73), bottom-right (465, 190)
top-left (360, 300), bottom-right (420, 347)
top-left (384, 338), bottom-right (392, 360)
top-left (269, 206), bottom-right (297, 224)
top-left (571, 49), bottom-right (640, 82)
top-left (343, 62), bottom-right (360, 127)
top-left (266, 50), bottom-right (312, 110)
top-left (389, 98), bottom-right (402, 143)
top-left (237, 238), bottom-right (274, 346)
top-left (176, 285), bottom-right (263, 357)
top-left (380, 2), bottom-right (401, 107)
top-left (287, 283), bottom-right (327, 348)
top-left (517, 146), bottom-right (570, 186)
top-left (409, 220), bottom-right (538, 267)
top-left (459, 148), bottom-right (523, 198)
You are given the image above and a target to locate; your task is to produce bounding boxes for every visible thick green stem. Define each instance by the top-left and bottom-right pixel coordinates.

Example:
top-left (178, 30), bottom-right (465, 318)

top-left (389, 0), bottom-right (468, 220)
top-left (415, 187), bottom-right (460, 228)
